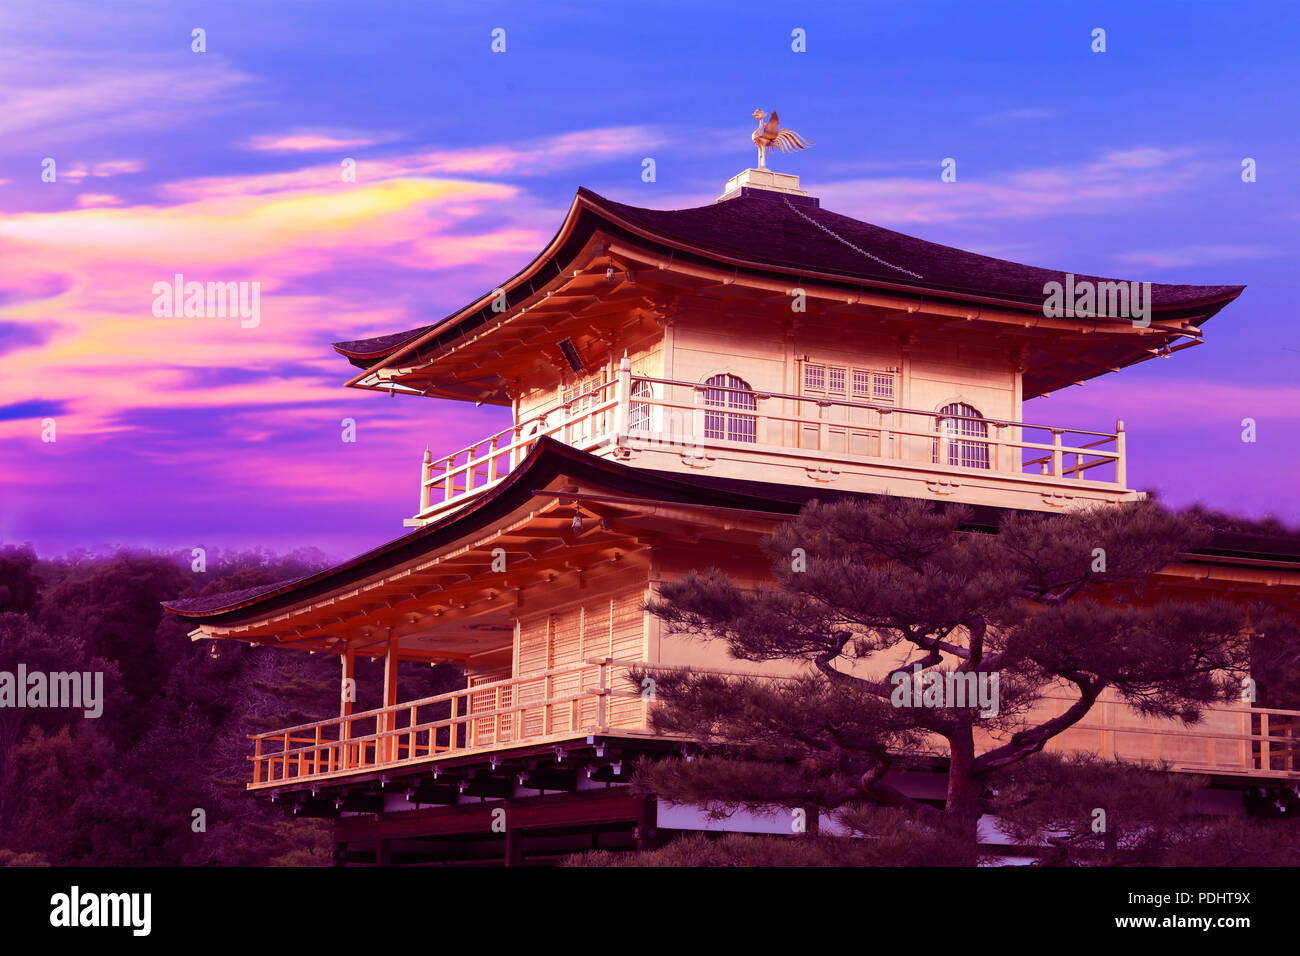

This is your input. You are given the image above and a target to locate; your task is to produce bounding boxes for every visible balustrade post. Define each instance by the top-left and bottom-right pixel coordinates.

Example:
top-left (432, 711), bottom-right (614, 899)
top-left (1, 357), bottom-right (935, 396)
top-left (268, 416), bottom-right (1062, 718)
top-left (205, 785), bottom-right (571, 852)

top-left (253, 736), bottom-right (263, 785)
top-left (614, 354), bottom-right (632, 442)
top-left (487, 438), bottom-right (499, 483)
top-left (419, 447), bottom-right (433, 514)
top-left (693, 388), bottom-right (705, 443)
top-left (1115, 419), bottom-right (1127, 487)
top-left (1051, 430), bottom-right (1063, 477)
top-left (1261, 713), bottom-right (1271, 771)
top-left (408, 705), bottom-right (417, 762)
top-left (443, 455), bottom-right (455, 502)
top-left (597, 661), bottom-right (609, 732)
top-left (494, 685), bottom-right (502, 746)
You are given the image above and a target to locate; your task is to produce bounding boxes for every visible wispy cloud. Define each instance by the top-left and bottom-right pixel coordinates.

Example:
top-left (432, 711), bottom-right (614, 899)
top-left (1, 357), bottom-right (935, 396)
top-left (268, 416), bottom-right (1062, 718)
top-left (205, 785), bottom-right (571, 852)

top-left (0, 51), bottom-right (253, 143)
top-left (75, 193), bottom-right (126, 208)
top-left (245, 133), bottom-right (388, 153)
top-left (161, 126), bottom-right (662, 202)
top-left (1113, 244), bottom-right (1277, 268)
top-left (815, 146), bottom-right (1215, 225)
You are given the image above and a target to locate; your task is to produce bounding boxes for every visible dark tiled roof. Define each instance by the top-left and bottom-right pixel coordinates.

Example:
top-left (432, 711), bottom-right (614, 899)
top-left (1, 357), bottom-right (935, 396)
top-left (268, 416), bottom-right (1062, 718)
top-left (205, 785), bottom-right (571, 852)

top-left (165, 438), bottom-right (1300, 623)
top-left (332, 326), bottom-right (431, 361)
top-left (591, 189), bottom-right (1242, 311)
top-left (332, 187), bottom-right (1244, 368)
top-left (166, 578), bottom-right (306, 615)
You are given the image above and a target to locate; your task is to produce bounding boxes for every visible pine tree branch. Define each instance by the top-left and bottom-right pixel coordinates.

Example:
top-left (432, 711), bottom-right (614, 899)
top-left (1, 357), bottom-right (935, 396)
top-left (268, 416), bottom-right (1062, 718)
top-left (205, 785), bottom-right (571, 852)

top-left (972, 675), bottom-right (1105, 775)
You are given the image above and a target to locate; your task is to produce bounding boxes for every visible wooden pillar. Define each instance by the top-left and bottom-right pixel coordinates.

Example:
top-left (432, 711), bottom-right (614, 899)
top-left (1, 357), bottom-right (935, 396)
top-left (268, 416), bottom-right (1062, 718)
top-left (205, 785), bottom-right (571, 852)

top-left (635, 796), bottom-right (658, 852)
top-left (505, 822), bottom-right (524, 867)
top-left (613, 352), bottom-right (631, 441)
top-left (382, 630), bottom-right (399, 762)
top-left (340, 644), bottom-right (356, 769)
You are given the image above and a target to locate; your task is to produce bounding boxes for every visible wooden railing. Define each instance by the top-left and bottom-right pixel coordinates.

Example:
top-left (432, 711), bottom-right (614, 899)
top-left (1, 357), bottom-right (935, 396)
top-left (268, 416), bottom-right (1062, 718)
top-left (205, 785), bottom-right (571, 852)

top-left (415, 378), bottom-right (620, 519)
top-left (1037, 695), bottom-right (1300, 779)
top-left (249, 660), bottom-right (1300, 789)
top-left (248, 659), bottom-right (648, 788)
top-left (412, 359), bottom-right (1129, 521)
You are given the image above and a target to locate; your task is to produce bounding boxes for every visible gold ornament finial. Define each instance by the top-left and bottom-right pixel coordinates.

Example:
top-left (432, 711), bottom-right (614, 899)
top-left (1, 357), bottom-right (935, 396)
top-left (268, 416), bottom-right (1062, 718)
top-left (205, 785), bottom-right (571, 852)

top-left (751, 108), bottom-right (813, 170)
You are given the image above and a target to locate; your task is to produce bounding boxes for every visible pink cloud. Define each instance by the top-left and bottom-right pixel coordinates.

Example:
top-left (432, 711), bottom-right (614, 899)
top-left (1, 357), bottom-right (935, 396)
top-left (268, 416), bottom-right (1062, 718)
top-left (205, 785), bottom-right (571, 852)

top-left (75, 193), bottom-right (125, 208)
top-left (0, 174), bottom-right (542, 445)
top-left (161, 126), bottom-right (659, 202)
top-left (245, 133), bottom-right (385, 153)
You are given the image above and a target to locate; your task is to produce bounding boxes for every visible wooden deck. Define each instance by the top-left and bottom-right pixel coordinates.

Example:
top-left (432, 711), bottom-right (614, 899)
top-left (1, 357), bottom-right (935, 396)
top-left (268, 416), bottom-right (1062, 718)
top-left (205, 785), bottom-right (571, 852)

top-left (249, 660), bottom-right (1300, 790)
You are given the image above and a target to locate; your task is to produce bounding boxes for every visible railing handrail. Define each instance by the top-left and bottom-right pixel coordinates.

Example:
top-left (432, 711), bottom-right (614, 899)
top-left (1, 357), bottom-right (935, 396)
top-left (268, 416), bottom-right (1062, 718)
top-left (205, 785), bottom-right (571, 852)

top-left (604, 658), bottom-right (1300, 718)
top-left (424, 385), bottom-right (619, 476)
top-left (253, 656), bottom-right (1300, 744)
top-left (429, 375), bottom-right (1120, 476)
top-left (247, 658), bottom-right (613, 740)
top-left (247, 658), bottom-right (1300, 787)
top-left (412, 372), bottom-right (1130, 519)
top-left (627, 392), bottom-right (1119, 464)
top-left (252, 686), bottom-right (614, 764)
top-left (630, 373), bottom-right (1119, 438)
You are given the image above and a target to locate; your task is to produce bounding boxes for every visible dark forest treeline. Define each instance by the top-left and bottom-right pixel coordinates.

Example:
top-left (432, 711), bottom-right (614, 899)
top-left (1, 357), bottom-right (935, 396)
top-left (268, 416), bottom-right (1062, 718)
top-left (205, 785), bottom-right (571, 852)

top-left (0, 544), bottom-right (461, 866)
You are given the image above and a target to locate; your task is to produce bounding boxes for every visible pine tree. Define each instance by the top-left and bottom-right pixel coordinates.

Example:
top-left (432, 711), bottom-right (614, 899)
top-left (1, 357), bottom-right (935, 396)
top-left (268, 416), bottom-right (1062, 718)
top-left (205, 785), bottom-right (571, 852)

top-left (641, 497), bottom-right (1289, 839)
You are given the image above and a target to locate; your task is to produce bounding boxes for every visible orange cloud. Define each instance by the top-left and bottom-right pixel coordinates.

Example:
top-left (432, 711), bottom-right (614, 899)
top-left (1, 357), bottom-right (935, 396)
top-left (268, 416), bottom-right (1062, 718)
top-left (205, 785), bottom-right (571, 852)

top-left (0, 173), bottom-right (541, 444)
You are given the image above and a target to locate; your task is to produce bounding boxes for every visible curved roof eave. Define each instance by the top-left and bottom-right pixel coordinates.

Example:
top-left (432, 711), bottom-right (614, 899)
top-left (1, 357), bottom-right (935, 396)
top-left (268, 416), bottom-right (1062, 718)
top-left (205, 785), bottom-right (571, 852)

top-left (166, 438), bottom-right (1300, 627)
top-left (333, 187), bottom-right (1245, 378)
top-left (163, 436), bottom-right (797, 626)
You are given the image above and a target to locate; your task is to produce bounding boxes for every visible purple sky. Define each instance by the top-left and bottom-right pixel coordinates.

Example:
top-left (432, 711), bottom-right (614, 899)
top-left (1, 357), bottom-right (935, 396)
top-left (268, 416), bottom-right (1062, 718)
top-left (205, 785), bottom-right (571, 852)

top-left (2, 0), bottom-right (1298, 563)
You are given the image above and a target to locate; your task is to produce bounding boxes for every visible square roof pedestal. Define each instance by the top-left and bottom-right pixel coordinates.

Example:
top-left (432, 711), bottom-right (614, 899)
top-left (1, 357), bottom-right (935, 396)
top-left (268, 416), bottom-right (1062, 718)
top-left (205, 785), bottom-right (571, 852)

top-left (717, 167), bottom-right (815, 204)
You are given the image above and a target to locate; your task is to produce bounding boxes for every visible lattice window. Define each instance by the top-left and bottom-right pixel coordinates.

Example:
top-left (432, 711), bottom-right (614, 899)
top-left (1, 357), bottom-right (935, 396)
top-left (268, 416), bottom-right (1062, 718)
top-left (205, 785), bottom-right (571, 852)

top-left (563, 369), bottom-right (607, 443)
top-left (803, 364), bottom-right (826, 393)
top-left (703, 373), bottom-right (758, 443)
top-left (934, 402), bottom-right (990, 469)
top-left (628, 379), bottom-right (653, 433)
top-left (872, 371), bottom-right (895, 403)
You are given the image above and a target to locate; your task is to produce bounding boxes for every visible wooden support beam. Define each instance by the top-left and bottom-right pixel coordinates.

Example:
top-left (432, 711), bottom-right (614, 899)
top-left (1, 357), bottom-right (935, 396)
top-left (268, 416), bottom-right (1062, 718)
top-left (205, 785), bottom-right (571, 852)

top-left (381, 630), bottom-right (399, 762)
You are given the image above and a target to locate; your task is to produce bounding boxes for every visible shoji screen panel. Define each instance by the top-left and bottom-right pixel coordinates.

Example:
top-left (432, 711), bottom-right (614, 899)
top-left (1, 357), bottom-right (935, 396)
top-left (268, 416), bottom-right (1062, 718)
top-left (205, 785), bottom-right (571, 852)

top-left (515, 615), bottom-right (550, 738)
top-left (608, 588), bottom-right (648, 727)
top-left (549, 606), bottom-right (583, 734)
top-left (578, 599), bottom-right (612, 726)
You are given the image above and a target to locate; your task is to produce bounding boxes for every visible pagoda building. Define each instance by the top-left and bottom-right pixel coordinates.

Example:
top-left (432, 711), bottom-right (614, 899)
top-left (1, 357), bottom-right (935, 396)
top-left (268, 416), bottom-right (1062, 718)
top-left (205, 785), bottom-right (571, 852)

top-left (166, 150), bottom-right (1300, 866)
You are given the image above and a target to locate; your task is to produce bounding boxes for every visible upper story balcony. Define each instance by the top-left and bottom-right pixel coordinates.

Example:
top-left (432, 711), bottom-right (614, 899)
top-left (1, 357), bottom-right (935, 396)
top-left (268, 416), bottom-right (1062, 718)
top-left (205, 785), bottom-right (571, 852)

top-left (406, 359), bottom-right (1137, 527)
